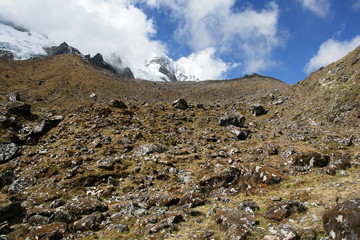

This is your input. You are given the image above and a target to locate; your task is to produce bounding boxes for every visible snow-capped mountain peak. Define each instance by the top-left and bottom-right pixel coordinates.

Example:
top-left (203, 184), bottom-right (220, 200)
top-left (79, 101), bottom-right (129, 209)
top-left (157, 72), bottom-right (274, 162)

top-left (133, 53), bottom-right (200, 82)
top-left (0, 22), bottom-right (55, 60)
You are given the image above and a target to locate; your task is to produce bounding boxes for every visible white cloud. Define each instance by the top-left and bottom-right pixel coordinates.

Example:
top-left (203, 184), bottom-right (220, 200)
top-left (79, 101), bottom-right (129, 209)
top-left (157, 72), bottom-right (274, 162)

top-left (353, 0), bottom-right (360, 11)
top-left (0, 0), bottom-right (166, 70)
top-left (297, 0), bottom-right (331, 18)
top-left (305, 36), bottom-right (360, 73)
top-left (176, 48), bottom-right (229, 80)
top-left (144, 0), bottom-right (284, 74)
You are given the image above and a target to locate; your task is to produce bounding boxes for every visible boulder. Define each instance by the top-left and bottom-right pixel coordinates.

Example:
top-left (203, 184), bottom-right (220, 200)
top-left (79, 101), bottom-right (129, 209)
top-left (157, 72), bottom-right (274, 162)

top-left (215, 207), bottom-right (255, 239)
top-left (133, 143), bottom-right (168, 156)
top-left (292, 152), bottom-right (330, 168)
top-left (72, 212), bottom-right (103, 231)
top-left (173, 99), bottom-right (189, 110)
top-left (0, 202), bottom-right (25, 223)
top-left (30, 116), bottom-right (64, 139)
top-left (251, 104), bottom-right (267, 116)
top-left (178, 191), bottom-right (206, 208)
top-left (6, 102), bottom-right (31, 116)
top-left (109, 99), bottom-right (127, 109)
top-left (0, 143), bottom-right (19, 163)
top-left (323, 197), bottom-right (360, 240)
top-left (8, 175), bottom-right (37, 195)
top-left (7, 92), bottom-right (21, 102)
top-left (27, 222), bottom-right (68, 240)
top-left (326, 153), bottom-right (351, 175)
top-left (65, 197), bottom-right (108, 216)
top-left (264, 200), bottom-right (307, 221)
top-left (219, 113), bottom-right (246, 127)
top-left (50, 208), bottom-right (72, 224)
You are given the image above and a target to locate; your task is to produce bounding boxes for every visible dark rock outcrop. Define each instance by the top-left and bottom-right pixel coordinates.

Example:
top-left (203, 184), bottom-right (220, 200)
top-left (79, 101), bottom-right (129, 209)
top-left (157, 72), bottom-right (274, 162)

top-left (85, 53), bottom-right (117, 73)
top-left (46, 42), bottom-right (82, 56)
top-left (0, 49), bottom-right (14, 60)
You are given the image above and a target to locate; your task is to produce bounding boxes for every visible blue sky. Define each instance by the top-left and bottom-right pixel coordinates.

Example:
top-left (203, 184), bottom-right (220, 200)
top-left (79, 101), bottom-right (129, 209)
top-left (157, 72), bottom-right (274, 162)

top-left (1, 0), bottom-right (360, 84)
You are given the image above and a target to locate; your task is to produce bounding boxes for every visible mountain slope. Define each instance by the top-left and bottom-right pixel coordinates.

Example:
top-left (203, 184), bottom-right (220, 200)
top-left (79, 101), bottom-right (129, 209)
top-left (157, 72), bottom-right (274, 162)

top-left (0, 54), bottom-right (287, 113)
top-left (0, 44), bottom-right (360, 240)
top-left (282, 45), bottom-right (360, 126)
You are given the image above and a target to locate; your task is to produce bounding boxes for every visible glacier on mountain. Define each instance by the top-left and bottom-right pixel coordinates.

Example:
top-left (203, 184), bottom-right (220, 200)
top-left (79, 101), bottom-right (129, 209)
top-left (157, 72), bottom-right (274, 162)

top-left (0, 22), bottom-right (55, 60)
top-left (132, 53), bottom-right (200, 82)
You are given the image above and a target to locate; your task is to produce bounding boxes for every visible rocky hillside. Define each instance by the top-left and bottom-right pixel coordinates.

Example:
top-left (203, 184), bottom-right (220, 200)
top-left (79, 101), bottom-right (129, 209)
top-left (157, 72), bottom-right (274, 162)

top-left (0, 47), bottom-right (359, 240)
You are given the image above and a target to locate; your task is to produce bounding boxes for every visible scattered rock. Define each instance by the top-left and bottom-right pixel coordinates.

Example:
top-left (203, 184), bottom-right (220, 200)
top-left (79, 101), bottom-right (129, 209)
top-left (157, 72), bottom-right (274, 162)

top-left (27, 222), bottom-right (68, 240)
top-left (7, 92), bottom-right (21, 102)
top-left (173, 99), bottom-right (189, 110)
top-left (264, 200), bottom-right (308, 221)
top-left (133, 143), bottom-right (168, 156)
top-left (6, 102), bottom-right (31, 116)
top-left (326, 153), bottom-right (351, 175)
top-left (30, 116), bottom-right (64, 139)
top-left (238, 201), bottom-right (260, 211)
top-left (274, 224), bottom-right (299, 240)
top-left (297, 228), bottom-right (317, 240)
top-left (65, 197), bottom-right (108, 216)
top-left (292, 152), bottom-right (330, 168)
top-left (323, 197), bottom-right (360, 240)
top-left (0, 202), bottom-right (25, 223)
top-left (0, 143), bottom-right (19, 163)
top-left (8, 175), bottom-right (37, 195)
top-left (0, 170), bottom-right (15, 189)
top-left (219, 113), bottom-right (246, 127)
top-left (0, 221), bottom-right (11, 235)
top-left (72, 212), bottom-right (103, 231)
top-left (215, 206), bottom-right (255, 239)
top-left (51, 208), bottom-right (72, 223)
top-left (178, 191), bottom-right (206, 208)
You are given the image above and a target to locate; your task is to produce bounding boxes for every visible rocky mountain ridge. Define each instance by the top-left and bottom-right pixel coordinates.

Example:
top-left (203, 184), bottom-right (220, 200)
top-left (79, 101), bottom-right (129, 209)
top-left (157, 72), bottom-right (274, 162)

top-left (0, 32), bottom-right (360, 240)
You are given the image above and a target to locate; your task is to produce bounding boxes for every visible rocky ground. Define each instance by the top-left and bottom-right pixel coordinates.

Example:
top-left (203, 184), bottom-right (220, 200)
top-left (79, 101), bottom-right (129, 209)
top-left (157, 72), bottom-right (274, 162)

top-left (0, 47), bottom-right (359, 240)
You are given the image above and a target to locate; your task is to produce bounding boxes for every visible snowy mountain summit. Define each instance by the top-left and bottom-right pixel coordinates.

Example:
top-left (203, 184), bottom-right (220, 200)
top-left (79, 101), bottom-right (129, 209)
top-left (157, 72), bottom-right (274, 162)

top-left (133, 53), bottom-right (200, 82)
top-left (0, 22), bottom-right (54, 60)
top-left (0, 22), bottom-right (199, 82)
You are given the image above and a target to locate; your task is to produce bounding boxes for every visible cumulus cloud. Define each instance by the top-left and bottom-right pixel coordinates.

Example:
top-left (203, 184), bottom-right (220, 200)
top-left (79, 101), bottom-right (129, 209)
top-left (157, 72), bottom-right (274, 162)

top-left (141, 0), bottom-right (284, 74)
top-left (305, 35), bottom-right (360, 73)
top-left (297, 0), bottom-right (331, 18)
top-left (0, 0), bottom-right (166, 70)
top-left (176, 48), bottom-right (229, 80)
